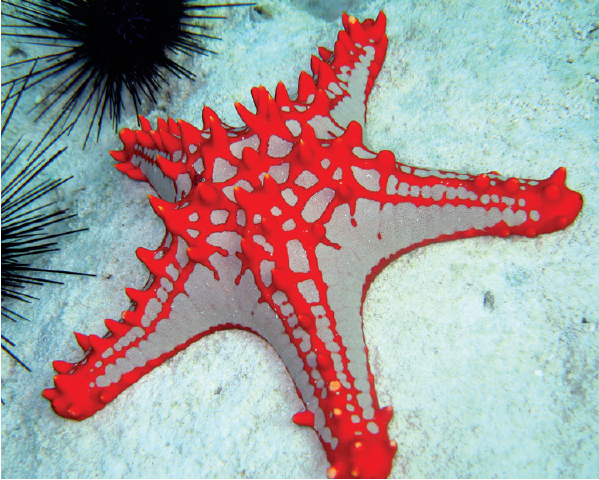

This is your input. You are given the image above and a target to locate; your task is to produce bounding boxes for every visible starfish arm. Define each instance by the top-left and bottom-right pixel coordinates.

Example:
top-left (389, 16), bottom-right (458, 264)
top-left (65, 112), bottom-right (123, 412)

top-left (295, 121), bottom-right (583, 314)
top-left (233, 172), bottom-right (398, 478)
top-left (108, 10), bottom-right (389, 198)
top-left (338, 136), bottom-right (583, 281)
top-left (41, 228), bottom-right (283, 420)
top-left (318, 12), bottom-right (388, 130)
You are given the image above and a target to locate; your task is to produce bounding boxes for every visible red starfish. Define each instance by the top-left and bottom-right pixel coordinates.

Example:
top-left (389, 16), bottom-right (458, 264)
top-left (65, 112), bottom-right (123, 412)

top-left (43, 12), bottom-right (582, 478)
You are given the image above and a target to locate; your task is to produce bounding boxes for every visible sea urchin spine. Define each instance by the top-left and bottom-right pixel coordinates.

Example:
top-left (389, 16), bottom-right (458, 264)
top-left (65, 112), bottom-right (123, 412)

top-left (1, 129), bottom-right (94, 370)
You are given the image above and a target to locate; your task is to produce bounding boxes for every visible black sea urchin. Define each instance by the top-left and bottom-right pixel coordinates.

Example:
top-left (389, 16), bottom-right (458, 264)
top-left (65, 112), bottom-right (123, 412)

top-left (1, 129), bottom-right (94, 370)
top-left (1, 1), bottom-right (254, 147)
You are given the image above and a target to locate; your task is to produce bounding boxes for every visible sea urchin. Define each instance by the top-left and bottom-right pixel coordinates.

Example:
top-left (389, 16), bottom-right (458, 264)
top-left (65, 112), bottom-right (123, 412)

top-left (1, 0), bottom-right (255, 146)
top-left (1, 129), bottom-right (93, 370)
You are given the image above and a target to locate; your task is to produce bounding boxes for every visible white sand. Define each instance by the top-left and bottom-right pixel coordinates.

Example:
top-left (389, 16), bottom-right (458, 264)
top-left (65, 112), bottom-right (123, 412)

top-left (2, 0), bottom-right (598, 477)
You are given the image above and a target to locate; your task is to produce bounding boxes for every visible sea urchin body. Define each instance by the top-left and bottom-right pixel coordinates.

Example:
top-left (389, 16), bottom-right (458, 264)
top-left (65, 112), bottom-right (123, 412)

top-left (1, 0), bottom-right (254, 146)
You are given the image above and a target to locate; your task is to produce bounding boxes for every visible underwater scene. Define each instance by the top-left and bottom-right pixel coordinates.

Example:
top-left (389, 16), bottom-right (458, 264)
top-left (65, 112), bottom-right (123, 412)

top-left (1, 0), bottom-right (598, 477)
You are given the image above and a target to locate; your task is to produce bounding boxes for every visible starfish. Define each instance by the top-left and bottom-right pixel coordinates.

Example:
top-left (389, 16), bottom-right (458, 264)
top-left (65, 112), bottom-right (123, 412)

top-left (42, 12), bottom-right (583, 478)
